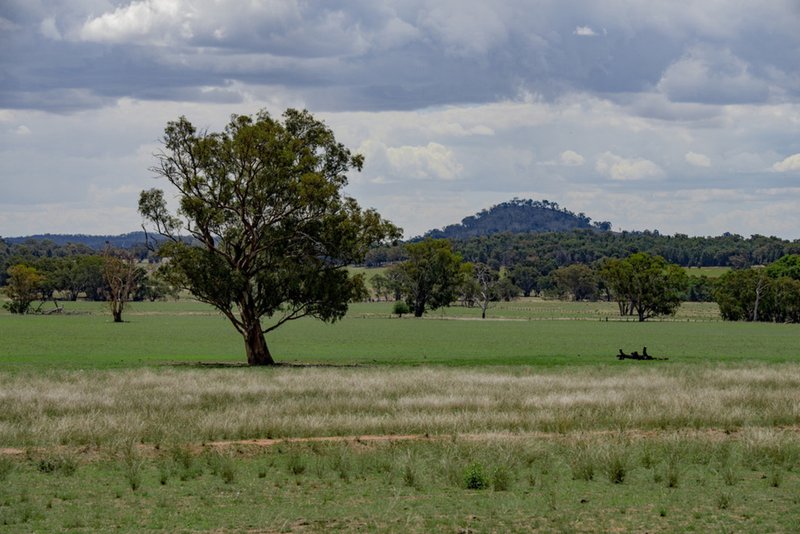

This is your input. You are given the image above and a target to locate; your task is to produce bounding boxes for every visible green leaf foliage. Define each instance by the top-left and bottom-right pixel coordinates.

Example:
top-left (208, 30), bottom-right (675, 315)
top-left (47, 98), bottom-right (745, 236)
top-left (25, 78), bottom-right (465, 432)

top-left (599, 252), bottom-right (689, 321)
top-left (139, 109), bottom-right (399, 364)
top-left (388, 239), bottom-right (465, 317)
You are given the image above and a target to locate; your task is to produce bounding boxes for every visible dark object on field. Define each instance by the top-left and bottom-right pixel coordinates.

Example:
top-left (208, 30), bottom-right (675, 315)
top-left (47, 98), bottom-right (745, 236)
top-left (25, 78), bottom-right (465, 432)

top-left (617, 347), bottom-right (668, 361)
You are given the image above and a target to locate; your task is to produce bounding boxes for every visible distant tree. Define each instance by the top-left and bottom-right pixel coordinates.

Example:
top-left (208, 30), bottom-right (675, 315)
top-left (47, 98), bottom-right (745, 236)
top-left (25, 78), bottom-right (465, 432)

top-left (139, 109), bottom-right (398, 365)
top-left (509, 263), bottom-right (540, 297)
top-left (102, 248), bottom-right (139, 323)
top-left (470, 263), bottom-right (500, 319)
top-left (495, 277), bottom-right (521, 302)
top-left (392, 301), bottom-right (410, 317)
top-left (138, 269), bottom-right (178, 302)
top-left (458, 266), bottom-right (481, 308)
top-left (551, 264), bottom-right (598, 301)
top-left (39, 255), bottom-right (107, 301)
top-left (600, 253), bottom-right (688, 321)
top-left (369, 273), bottom-right (393, 301)
top-left (3, 264), bottom-right (44, 314)
top-left (685, 275), bottom-right (715, 302)
top-left (389, 239), bottom-right (465, 317)
top-left (715, 263), bottom-right (800, 323)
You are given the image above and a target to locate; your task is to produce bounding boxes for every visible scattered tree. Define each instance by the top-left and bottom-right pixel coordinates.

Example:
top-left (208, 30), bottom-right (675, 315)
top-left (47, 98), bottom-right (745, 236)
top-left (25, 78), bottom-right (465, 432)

top-left (139, 109), bottom-right (398, 365)
top-left (3, 264), bottom-right (43, 314)
top-left (470, 263), bottom-right (499, 319)
top-left (138, 270), bottom-right (179, 302)
top-left (509, 263), bottom-right (540, 297)
top-left (715, 258), bottom-right (800, 323)
top-left (551, 263), bottom-right (598, 301)
top-left (495, 277), bottom-right (522, 302)
top-left (392, 301), bottom-right (410, 317)
top-left (388, 239), bottom-right (465, 317)
top-left (369, 273), bottom-right (393, 301)
top-left (102, 248), bottom-right (139, 323)
top-left (599, 253), bottom-right (688, 321)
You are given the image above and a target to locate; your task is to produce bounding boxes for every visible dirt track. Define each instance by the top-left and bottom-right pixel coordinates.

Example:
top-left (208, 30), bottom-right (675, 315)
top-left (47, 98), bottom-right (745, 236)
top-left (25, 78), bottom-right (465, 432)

top-left (4, 425), bottom-right (799, 460)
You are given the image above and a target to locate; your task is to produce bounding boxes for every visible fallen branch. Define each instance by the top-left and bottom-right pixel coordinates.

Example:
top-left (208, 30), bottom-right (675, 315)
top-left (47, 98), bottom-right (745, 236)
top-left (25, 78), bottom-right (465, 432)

top-left (617, 347), bottom-right (668, 361)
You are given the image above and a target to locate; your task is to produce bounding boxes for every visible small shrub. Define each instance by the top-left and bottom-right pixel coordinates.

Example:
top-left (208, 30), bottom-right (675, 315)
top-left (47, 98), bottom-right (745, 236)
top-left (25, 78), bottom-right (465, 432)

top-left (491, 464), bottom-right (512, 491)
top-left (402, 463), bottom-right (420, 489)
top-left (392, 301), bottom-right (410, 317)
top-left (37, 454), bottom-right (77, 476)
top-left (122, 453), bottom-right (143, 491)
top-left (171, 445), bottom-right (202, 481)
top-left (330, 448), bottom-right (352, 482)
top-left (768, 468), bottom-right (783, 488)
top-left (463, 462), bottom-right (489, 490)
top-left (665, 461), bottom-right (680, 488)
top-left (603, 451), bottom-right (627, 484)
top-left (570, 448), bottom-right (596, 481)
top-left (158, 461), bottom-right (172, 485)
top-left (171, 445), bottom-right (194, 471)
top-left (640, 445), bottom-right (656, 470)
top-left (721, 463), bottom-right (738, 486)
top-left (663, 449), bottom-right (681, 488)
top-left (207, 451), bottom-right (236, 484)
top-left (717, 491), bottom-right (732, 510)
top-left (287, 452), bottom-right (307, 476)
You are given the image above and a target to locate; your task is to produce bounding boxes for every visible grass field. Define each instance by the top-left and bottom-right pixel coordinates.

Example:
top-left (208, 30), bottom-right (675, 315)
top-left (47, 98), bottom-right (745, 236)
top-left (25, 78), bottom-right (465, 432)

top-left (1, 296), bottom-right (799, 531)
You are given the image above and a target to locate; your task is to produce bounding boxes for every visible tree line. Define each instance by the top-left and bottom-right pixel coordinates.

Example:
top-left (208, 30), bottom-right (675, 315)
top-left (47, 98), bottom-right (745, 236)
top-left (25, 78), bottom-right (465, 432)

top-left (0, 246), bottom-right (176, 317)
top-left (366, 229), bottom-right (800, 270)
top-left (369, 238), bottom-right (800, 324)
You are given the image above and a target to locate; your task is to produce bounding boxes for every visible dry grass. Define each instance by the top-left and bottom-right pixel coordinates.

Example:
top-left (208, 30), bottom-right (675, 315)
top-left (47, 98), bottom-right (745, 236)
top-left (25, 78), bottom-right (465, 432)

top-left (1, 364), bottom-right (799, 448)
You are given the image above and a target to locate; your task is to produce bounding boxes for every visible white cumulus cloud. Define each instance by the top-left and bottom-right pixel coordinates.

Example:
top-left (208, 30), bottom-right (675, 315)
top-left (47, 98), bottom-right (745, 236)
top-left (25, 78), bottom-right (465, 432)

top-left (595, 152), bottom-right (664, 181)
top-left (773, 153), bottom-right (800, 172)
top-left (573, 26), bottom-right (597, 37)
top-left (685, 151), bottom-right (711, 167)
top-left (78, 0), bottom-right (189, 43)
top-left (386, 142), bottom-right (463, 181)
top-left (560, 150), bottom-right (585, 166)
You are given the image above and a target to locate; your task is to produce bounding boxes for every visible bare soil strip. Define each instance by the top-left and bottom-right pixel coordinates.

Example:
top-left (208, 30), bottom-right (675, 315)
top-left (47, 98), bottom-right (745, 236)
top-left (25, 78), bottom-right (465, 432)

top-left (4, 425), bottom-right (799, 460)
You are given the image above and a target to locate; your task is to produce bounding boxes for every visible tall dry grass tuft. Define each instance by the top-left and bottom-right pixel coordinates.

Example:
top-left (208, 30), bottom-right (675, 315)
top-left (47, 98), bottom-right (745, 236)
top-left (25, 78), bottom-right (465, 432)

top-left (1, 364), bottom-right (799, 448)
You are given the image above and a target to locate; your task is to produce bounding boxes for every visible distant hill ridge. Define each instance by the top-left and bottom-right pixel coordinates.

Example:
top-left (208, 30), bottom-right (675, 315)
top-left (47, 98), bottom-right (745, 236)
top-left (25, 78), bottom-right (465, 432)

top-left (3, 232), bottom-right (153, 250)
top-left (424, 198), bottom-right (612, 240)
top-left (4, 199), bottom-right (611, 247)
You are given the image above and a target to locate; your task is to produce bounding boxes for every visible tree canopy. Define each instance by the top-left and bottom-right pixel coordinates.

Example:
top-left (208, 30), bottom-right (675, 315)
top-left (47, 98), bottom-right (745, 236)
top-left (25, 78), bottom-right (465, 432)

top-left (715, 255), bottom-right (800, 323)
top-left (2, 264), bottom-right (43, 314)
top-left (139, 108), bottom-right (399, 365)
top-left (599, 253), bottom-right (688, 321)
top-left (387, 239), bottom-right (465, 317)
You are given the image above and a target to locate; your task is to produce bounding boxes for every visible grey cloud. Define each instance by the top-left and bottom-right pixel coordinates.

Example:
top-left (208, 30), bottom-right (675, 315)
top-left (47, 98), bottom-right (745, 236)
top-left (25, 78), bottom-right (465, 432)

top-left (657, 47), bottom-right (771, 105)
top-left (5, 1), bottom-right (800, 114)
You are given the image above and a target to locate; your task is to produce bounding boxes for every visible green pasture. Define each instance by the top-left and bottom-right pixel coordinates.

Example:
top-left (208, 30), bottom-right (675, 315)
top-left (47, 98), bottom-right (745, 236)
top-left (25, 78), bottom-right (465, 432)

top-left (2, 296), bottom-right (800, 531)
top-left (2, 436), bottom-right (798, 532)
top-left (0, 299), bottom-right (798, 369)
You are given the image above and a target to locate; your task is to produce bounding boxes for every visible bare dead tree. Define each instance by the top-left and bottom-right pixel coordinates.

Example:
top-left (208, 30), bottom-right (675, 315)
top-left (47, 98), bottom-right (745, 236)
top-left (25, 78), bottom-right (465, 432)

top-left (102, 247), bottom-right (138, 323)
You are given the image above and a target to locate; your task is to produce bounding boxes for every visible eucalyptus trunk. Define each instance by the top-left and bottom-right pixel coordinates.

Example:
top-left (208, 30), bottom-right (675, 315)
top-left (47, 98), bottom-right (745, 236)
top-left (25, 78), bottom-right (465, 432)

top-left (244, 323), bottom-right (274, 366)
top-left (240, 302), bottom-right (275, 365)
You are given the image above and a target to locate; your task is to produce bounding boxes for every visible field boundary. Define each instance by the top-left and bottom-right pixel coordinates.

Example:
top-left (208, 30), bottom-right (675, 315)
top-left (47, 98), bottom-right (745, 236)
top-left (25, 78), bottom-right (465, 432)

top-left (4, 425), bottom-right (800, 459)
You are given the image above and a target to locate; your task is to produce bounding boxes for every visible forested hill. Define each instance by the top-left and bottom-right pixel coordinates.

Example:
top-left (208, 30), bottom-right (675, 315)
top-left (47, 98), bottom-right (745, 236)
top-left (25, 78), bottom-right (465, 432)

top-left (4, 232), bottom-right (152, 250)
top-left (423, 199), bottom-right (611, 240)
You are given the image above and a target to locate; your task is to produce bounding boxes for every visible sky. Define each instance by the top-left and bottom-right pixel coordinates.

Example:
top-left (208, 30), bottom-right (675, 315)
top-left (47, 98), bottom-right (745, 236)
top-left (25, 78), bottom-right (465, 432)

top-left (2, 1), bottom-right (800, 240)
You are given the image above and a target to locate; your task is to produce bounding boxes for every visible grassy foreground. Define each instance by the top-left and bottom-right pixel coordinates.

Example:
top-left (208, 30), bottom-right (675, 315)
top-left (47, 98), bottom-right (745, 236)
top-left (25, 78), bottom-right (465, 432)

top-left (1, 297), bottom-right (799, 531)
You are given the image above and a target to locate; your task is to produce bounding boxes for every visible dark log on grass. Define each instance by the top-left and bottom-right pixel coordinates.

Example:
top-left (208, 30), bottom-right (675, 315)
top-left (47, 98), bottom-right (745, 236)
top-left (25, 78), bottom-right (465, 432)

top-left (617, 347), bottom-right (668, 361)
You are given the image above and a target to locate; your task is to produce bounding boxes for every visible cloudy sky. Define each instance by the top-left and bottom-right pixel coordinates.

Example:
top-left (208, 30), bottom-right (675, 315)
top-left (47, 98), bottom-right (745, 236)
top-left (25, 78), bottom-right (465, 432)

top-left (2, 1), bottom-right (800, 239)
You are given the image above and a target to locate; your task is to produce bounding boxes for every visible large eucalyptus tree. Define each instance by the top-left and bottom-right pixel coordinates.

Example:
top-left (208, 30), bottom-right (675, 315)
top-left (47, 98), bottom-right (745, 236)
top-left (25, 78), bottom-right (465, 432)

top-left (139, 109), bottom-right (399, 365)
